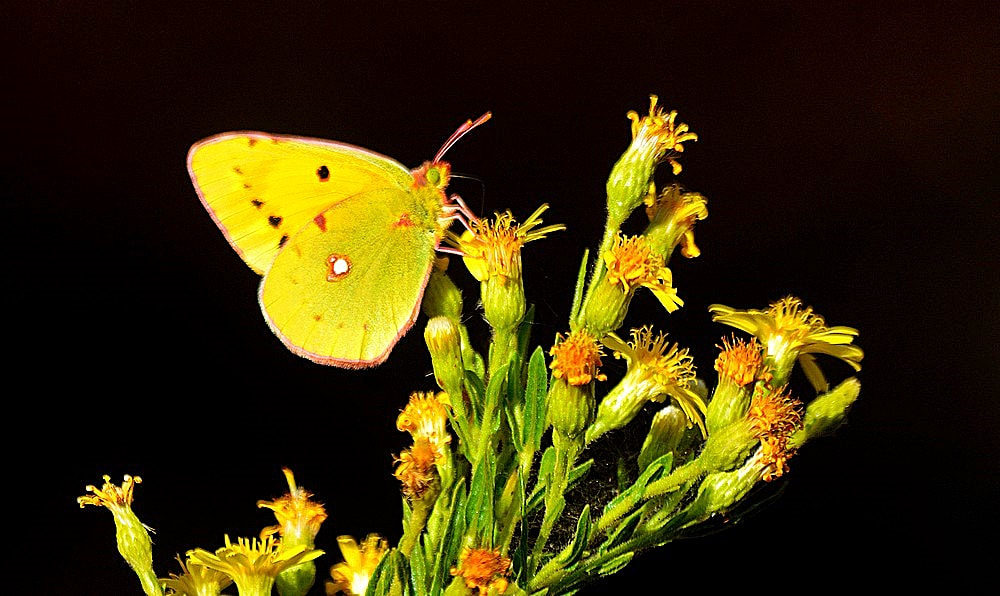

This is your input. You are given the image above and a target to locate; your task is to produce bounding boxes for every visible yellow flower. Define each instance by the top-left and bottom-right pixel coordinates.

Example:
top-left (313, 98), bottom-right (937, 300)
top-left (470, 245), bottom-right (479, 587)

top-left (397, 391), bottom-right (452, 453)
top-left (643, 183), bottom-right (709, 259)
top-left (603, 234), bottom-right (683, 313)
top-left (709, 296), bottom-right (863, 391)
top-left (747, 386), bottom-right (803, 481)
top-left (714, 336), bottom-right (766, 388)
top-left (326, 534), bottom-right (389, 596)
top-left (257, 468), bottom-right (328, 546)
top-left (588, 326), bottom-right (705, 443)
top-left (626, 95), bottom-right (699, 176)
top-left (450, 547), bottom-right (513, 594)
top-left (187, 535), bottom-right (322, 596)
top-left (606, 96), bottom-right (697, 244)
top-left (161, 555), bottom-right (233, 596)
top-left (79, 474), bottom-right (160, 596)
top-left (451, 204), bottom-right (564, 284)
top-left (550, 329), bottom-right (607, 386)
top-left (394, 437), bottom-right (440, 499)
top-left (449, 204), bottom-right (563, 331)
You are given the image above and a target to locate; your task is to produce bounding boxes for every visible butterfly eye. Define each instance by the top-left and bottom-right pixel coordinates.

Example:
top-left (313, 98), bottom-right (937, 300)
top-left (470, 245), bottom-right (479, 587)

top-left (426, 167), bottom-right (442, 186)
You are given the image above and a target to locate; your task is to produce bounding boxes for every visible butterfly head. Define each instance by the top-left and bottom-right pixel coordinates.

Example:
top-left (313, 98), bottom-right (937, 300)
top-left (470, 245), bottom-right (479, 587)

top-left (413, 161), bottom-right (452, 191)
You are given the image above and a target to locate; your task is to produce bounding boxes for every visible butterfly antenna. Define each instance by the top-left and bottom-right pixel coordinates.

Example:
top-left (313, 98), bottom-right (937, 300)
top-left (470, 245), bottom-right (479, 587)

top-left (450, 173), bottom-right (487, 213)
top-left (434, 112), bottom-right (492, 163)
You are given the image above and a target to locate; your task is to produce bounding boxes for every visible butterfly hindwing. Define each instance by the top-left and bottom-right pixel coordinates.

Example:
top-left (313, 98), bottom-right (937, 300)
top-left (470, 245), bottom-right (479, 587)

top-left (258, 187), bottom-right (439, 367)
top-left (187, 131), bottom-right (413, 274)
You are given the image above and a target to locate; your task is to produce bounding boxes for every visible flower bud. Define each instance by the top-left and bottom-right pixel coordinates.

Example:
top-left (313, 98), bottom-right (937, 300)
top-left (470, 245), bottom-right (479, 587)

top-left (606, 96), bottom-right (697, 227)
top-left (547, 376), bottom-right (596, 440)
top-left (637, 405), bottom-right (688, 472)
top-left (425, 316), bottom-right (466, 397)
top-left (422, 258), bottom-right (464, 320)
top-left (642, 183), bottom-right (708, 261)
top-left (790, 377), bottom-right (861, 448)
top-left (78, 475), bottom-right (160, 596)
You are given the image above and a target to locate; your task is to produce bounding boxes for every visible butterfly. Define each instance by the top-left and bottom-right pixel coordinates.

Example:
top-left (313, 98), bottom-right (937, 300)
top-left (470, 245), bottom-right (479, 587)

top-left (187, 113), bottom-right (490, 368)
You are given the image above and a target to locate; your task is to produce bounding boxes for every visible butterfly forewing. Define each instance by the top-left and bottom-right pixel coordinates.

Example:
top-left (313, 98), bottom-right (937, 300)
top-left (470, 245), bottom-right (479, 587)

top-left (187, 132), bottom-right (413, 274)
top-left (258, 187), bottom-right (439, 367)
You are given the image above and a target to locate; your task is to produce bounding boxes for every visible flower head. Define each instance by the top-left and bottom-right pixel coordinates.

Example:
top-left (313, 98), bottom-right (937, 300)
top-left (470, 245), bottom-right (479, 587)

top-left (394, 437), bottom-right (440, 499)
top-left (715, 336), bottom-right (766, 388)
top-left (257, 468), bottom-right (328, 547)
top-left (326, 534), bottom-right (389, 596)
top-left (747, 386), bottom-right (803, 481)
top-left (450, 547), bottom-right (513, 594)
top-left (550, 329), bottom-right (607, 386)
top-left (588, 326), bottom-right (704, 442)
top-left (643, 183), bottom-right (709, 259)
top-left (709, 296), bottom-right (863, 391)
top-left (187, 535), bottom-right (322, 596)
top-left (397, 391), bottom-right (452, 455)
top-left (626, 95), bottom-right (699, 176)
top-left (452, 204), bottom-right (564, 284)
top-left (606, 96), bottom-right (698, 229)
top-left (603, 234), bottom-right (683, 313)
top-left (161, 555), bottom-right (233, 596)
top-left (79, 474), bottom-right (160, 596)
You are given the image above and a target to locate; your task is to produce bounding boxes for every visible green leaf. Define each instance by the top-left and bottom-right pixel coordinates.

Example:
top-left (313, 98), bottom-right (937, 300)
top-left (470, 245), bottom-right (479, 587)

top-left (465, 371), bottom-right (486, 425)
top-left (517, 304), bottom-right (536, 374)
top-left (569, 249), bottom-right (590, 324)
top-left (409, 538), bottom-right (428, 596)
top-left (559, 504), bottom-right (591, 566)
top-left (522, 347), bottom-right (549, 451)
top-left (596, 552), bottom-right (633, 576)
top-left (600, 508), bottom-right (642, 553)
top-left (430, 478), bottom-right (468, 596)
top-left (368, 549), bottom-right (412, 596)
top-left (600, 453), bottom-right (671, 520)
top-left (465, 452), bottom-right (496, 542)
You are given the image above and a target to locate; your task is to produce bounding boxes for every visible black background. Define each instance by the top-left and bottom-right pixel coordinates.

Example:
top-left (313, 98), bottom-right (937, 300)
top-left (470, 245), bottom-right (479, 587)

top-left (7, 2), bottom-right (997, 594)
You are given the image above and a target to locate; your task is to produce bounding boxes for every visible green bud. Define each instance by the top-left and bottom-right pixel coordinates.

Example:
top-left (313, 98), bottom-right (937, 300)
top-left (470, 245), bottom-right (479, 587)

top-left (606, 148), bottom-right (657, 228)
top-left (637, 405), bottom-right (688, 472)
top-left (547, 377), bottom-right (596, 440)
top-left (422, 262), bottom-right (463, 320)
top-left (579, 275), bottom-right (629, 336)
top-left (705, 380), bottom-right (752, 435)
top-left (696, 419), bottom-right (756, 473)
top-left (481, 275), bottom-right (526, 332)
top-left (790, 377), bottom-right (861, 448)
top-left (684, 455), bottom-right (766, 523)
top-left (275, 561), bottom-right (316, 596)
top-left (586, 373), bottom-right (657, 444)
top-left (425, 316), bottom-right (466, 397)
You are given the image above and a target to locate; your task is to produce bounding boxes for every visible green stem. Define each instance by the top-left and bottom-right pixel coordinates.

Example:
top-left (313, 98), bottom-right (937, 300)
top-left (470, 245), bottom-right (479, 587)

top-left (574, 214), bottom-right (621, 330)
top-left (489, 327), bottom-right (518, 380)
top-left (528, 433), bottom-right (580, 575)
top-left (593, 461), bottom-right (702, 537)
top-left (399, 491), bottom-right (436, 557)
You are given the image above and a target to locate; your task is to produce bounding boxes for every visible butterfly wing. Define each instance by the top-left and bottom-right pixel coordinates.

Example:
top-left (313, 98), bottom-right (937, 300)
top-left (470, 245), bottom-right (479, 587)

top-left (258, 186), bottom-right (439, 367)
top-left (187, 131), bottom-right (413, 274)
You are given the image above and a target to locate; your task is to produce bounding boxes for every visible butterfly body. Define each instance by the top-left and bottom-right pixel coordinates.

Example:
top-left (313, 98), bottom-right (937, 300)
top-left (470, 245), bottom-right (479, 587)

top-left (188, 118), bottom-right (488, 368)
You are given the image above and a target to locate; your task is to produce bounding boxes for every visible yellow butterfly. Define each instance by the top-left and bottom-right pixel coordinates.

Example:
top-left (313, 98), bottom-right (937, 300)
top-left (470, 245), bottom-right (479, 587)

top-left (188, 114), bottom-right (490, 367)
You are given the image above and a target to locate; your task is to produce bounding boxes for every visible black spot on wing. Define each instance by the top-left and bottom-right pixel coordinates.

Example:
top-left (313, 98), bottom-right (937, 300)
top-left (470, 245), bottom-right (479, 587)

top-left (278, 234), bottom-right (289, 248)
top-left (251, 198), bottom-right (264, 209)
top-left (268, 215), bottom-right (282, 228)
top-left (317, 165), bottom-right (330, 181)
